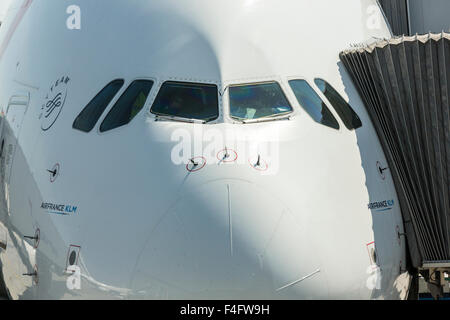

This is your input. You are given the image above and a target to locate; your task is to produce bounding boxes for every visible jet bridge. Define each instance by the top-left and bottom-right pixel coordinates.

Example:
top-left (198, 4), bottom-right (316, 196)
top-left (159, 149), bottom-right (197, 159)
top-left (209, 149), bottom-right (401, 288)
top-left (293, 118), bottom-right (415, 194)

top-left (340, 33), bottom-right (449, 297)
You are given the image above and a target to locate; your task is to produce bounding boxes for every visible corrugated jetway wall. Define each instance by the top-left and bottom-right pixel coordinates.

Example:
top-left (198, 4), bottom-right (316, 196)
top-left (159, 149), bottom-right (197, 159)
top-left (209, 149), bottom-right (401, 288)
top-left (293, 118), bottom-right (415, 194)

top-left (340, 33), bottom-right (450, 269)
top-left (378, 0), bottom-right (410, 36)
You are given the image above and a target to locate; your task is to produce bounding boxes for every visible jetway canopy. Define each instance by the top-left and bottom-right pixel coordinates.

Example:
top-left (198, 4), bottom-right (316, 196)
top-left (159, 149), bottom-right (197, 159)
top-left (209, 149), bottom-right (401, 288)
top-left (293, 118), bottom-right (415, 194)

top-left (379, 0), bottom-right (450, 36)
top-left (340, 33), bottom-right (449, 268)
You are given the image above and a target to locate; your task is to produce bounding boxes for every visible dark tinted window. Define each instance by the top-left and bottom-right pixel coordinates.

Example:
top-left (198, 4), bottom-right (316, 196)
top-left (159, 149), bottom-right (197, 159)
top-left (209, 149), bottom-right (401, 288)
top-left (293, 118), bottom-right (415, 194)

top-left (151, 82), bottom-right (219, 121)
top-left (289, 80), bottom-right (339, 130)
top-left (229, 82), bottom-right (292, 121)
top-left (100, 80), bottom-right (154, 132)
top-left (73, 79), bottom-right (124, 132)
top-left (314, 79), bottom-right (362, 130)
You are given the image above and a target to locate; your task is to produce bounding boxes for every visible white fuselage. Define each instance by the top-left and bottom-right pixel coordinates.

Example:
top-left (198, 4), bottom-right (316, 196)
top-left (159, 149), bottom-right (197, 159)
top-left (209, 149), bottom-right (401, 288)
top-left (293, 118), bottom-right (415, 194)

top-left (0, 0), bottom-right (410, 299)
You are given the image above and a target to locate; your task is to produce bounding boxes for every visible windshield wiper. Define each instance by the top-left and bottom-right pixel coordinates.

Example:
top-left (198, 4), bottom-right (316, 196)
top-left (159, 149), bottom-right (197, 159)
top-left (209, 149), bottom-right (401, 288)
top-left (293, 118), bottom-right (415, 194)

top-left (232, 112), bottom-right (292, 124)
top-left (154, 114), bottom-right (213, 124)
top-left (203, 116), bottom-right (219, 123)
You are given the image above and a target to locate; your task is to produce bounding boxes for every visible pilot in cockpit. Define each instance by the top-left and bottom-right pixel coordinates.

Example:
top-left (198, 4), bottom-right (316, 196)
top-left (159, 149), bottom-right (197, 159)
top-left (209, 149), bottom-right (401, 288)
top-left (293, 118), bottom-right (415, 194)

top-left (159, 95), bottom-right (184, 117)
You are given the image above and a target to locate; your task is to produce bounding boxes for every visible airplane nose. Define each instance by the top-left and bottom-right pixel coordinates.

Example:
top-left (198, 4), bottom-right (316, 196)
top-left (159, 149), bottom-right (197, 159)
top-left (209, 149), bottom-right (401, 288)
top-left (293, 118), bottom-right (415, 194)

top-left (130, 180), bottom-right (329, 299)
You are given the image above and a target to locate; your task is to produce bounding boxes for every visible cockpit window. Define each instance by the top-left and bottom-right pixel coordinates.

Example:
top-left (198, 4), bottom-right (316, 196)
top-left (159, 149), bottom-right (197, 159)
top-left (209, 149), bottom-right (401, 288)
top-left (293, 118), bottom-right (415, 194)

top-left (100, 80), bottom-right (154, 132)
top-left (289, 79), bottom-right (340, 130)
top-left (73, 79), bottom-right (124, 132)
top-left (228, 82), bottom-right (293, 121)
top-left (314, 79), bottom-right (362, 130)
top-left (150, 82), bottom-right (219, 122)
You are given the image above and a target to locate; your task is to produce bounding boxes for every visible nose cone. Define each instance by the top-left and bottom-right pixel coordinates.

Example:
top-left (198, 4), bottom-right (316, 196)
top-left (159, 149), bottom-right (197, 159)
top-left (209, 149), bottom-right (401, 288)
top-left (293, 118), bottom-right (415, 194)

top-left (130, 181), bottom-right (328, 299)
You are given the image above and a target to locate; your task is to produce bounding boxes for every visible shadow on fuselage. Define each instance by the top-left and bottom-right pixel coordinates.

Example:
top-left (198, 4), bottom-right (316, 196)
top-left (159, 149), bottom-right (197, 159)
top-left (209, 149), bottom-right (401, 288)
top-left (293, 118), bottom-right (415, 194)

top-left (0, 119), bottom-right (71, 300)
top-left (337, 61), bottom-right (410, 300)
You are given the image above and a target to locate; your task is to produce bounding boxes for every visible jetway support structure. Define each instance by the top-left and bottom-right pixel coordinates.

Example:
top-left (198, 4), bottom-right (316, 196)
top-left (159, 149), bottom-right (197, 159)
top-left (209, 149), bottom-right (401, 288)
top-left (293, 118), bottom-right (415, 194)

top-left (340, 33), bottom-right (449, 299)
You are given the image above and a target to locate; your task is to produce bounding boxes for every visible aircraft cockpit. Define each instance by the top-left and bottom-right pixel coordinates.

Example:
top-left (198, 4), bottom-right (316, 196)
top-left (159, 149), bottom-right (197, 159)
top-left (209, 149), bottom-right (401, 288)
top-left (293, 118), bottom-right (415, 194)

top-left (71, 77), bottom-right (364, 131)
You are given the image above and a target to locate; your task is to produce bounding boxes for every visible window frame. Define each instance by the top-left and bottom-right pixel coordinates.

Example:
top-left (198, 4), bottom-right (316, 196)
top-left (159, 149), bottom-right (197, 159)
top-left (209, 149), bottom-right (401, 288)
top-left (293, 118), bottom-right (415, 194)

top-left (313, 78), bottom-right (362, 130)
top-left (72, 79), bottom-right (125, 133)
top-left (148, 79), bottom-right (222, 124)
top-left (96, 77), bottom-right (157, 135)
top-left (286, 77), bottom-right (343, 132)
top-left (224, 79), bottom-right (296, 124)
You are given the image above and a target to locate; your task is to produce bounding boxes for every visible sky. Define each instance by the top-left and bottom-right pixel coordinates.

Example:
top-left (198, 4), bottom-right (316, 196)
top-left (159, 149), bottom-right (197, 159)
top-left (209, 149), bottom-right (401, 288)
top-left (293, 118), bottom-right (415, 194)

top-left (0, 0), bottom-right (13, 23)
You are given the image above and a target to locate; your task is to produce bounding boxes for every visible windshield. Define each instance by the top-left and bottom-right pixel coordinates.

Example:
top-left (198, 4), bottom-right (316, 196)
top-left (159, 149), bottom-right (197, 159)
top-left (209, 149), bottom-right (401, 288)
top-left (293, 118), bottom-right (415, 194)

top-left (229, 82), bottom-right (293, 121)
top-left (151, 81), bottom-right (219, 122)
